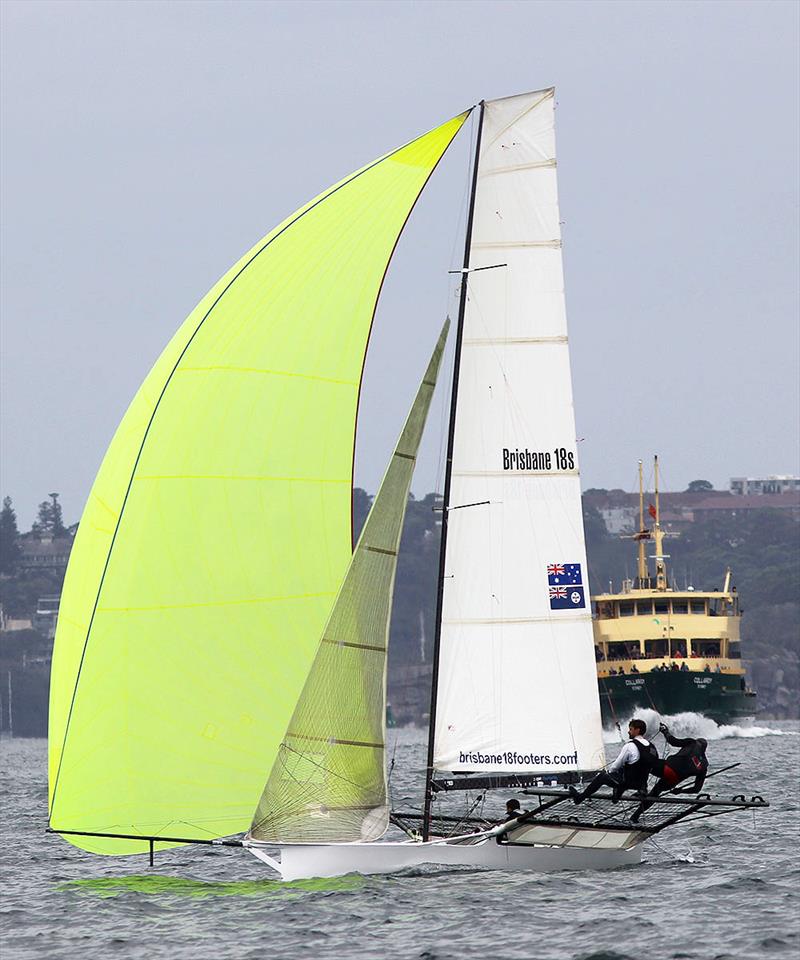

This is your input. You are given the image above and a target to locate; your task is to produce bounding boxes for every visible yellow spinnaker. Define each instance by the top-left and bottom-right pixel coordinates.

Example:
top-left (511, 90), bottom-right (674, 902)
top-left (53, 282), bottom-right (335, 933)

top-left (48, 112), bottom-right (467, 854)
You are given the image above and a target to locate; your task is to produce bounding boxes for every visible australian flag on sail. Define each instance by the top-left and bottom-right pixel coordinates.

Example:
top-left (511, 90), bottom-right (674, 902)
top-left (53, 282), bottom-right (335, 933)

top-left (547, 562), bottom-right (585, 610)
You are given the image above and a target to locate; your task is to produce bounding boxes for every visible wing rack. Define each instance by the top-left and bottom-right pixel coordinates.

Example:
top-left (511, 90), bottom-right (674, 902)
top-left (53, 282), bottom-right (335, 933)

top-left (393, 787), bottom-right (768, 842)
top-left (516, 787), bottom-right (768, 837)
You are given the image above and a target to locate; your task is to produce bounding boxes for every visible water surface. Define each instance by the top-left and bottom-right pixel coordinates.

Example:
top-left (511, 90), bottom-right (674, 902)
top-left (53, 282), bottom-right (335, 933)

top-left (2, 717), bottom-right (797, 959)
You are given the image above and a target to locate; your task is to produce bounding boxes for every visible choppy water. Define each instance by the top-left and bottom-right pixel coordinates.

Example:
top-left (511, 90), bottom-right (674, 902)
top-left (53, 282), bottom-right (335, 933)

top-left (2, 716), bottom-right (798, 960)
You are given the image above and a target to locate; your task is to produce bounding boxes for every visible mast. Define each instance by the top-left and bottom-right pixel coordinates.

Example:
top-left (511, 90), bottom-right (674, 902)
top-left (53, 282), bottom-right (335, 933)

top-left (653, 454), bottom-right (667, 591)
top-left (636, 459), bottom-right (648, 585)
top-left (422, 101), bottom-right (485, 840)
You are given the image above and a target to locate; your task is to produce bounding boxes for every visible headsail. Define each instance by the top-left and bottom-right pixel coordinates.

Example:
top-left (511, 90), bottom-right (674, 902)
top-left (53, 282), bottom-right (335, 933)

top-left (431, 90), bottom-right (606, 776)
top-left (48, 114), bottom-right (467, 854)
top-left (249, 320), bottom-right (449, 844)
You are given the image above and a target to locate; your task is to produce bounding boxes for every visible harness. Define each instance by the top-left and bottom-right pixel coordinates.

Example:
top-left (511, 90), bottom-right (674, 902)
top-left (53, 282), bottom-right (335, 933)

top-left (622, 738), bottom-right (659, 790)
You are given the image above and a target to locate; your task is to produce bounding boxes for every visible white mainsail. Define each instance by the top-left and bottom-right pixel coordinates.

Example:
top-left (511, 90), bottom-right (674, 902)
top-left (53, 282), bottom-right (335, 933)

top-left (431, 90), bottom-right (606, 774)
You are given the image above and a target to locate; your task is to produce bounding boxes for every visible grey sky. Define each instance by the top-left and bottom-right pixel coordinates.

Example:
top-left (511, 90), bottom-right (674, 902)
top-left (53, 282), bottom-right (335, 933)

top-left (1, 0), bottom-right (798, 528)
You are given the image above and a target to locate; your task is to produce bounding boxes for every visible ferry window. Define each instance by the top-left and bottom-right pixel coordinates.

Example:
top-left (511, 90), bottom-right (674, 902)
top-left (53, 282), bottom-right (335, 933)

top-left (654, 600), bottom-right (669, 615)
top-left (645, 639), bottom-right (667, 658)
top-left (728, 642), bottom-right (742, 660)
top-left (596, 602), bottom-right (614, 620)
top-left (636, 601), bottom-right (652, 616)
top-left (619, 602), bottom-right (635, 617)
top-left (690, 600), bottom-right (706, 615)
top-left (693, 639), bottom-right (720, 658)
top-left (671, 601), bottom-right (688, 615)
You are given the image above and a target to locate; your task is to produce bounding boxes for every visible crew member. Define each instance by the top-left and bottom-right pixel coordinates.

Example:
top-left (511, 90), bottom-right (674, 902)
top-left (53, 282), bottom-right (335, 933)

top-left (485, 798), bottom-right (527, 831)
top-left (503, 798), bottom-right (526, 820)
top-left (569, 719), bottom-right (657, 804)
top-left (630, 722), bottom-right (709, 822)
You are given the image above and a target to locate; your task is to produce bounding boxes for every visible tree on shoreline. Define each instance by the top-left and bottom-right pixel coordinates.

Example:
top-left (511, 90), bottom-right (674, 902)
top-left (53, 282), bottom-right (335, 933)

top-left (32, 492), bottom-right (66, 539)
top-left (0, 496), bottom-right (21, 575)
top-left (686, 479), bottom-right (714, 492)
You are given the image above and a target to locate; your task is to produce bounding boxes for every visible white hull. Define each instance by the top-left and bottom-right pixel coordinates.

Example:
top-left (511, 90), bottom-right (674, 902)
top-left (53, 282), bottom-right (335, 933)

top-left (247, 837), bottom-right (641, 882)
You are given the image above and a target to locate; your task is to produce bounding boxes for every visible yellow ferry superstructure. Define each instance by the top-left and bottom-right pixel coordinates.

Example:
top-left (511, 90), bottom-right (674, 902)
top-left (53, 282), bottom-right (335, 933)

top-left (592, 457), bottom-right (755, 722)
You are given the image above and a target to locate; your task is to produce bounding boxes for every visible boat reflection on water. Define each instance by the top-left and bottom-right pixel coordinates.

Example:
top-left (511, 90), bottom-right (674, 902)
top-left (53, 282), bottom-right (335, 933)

top-left (58, 872), bottom-right (365, 900)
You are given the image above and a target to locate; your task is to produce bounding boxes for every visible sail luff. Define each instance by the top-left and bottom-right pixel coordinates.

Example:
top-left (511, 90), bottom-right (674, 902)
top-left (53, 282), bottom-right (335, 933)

top-left (422, 103), bottom-right (486, 841)
top-left (248, 321), bottom-right (449, 844)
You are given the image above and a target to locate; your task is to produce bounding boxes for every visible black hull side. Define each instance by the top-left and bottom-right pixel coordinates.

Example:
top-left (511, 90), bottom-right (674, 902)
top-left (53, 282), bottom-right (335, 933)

top-left (598, 671), bottom-right (756, 726)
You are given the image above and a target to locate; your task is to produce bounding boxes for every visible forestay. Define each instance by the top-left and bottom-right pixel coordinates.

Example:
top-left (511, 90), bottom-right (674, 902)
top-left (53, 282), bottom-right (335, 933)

top-left (48, 114), bottom-right (466, 855)
top-left (432, 90), bottom-right (605, 774)
top-left (249, 322), bottom-right (448, 843)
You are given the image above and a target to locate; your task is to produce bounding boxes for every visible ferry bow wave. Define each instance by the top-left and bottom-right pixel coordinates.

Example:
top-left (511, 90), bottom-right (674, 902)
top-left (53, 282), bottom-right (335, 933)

top-left (602, 709), bottom-right (796, 743)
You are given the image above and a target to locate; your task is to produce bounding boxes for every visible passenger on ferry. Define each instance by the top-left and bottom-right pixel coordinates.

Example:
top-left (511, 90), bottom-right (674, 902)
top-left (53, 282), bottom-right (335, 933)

top-left (631, 664), bottom-right (640, 674)
top-left (670, 662), bottom-right (680, 672)
top-left (569, 719), bottom-right (657, 805)
top-left (680, 661), bottom-right (689, 672)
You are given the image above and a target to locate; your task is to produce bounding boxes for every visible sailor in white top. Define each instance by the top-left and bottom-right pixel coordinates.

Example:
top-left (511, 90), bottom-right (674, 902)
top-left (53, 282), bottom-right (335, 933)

top-left (608, 736), bottom-right (652, 775)
top-left (569, 719), bottom-right (658, 804)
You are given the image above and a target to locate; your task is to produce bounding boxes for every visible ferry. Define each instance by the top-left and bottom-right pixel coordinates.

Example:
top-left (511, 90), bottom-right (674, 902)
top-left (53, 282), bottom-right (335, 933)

top-left (592, 457), bottom-right (757, 724)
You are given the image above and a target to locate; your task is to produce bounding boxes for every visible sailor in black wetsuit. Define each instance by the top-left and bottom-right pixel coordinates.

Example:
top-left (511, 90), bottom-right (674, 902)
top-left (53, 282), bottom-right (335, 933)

top-left (569, 719), bottom-right (658, 804)
top-left (630, 723), bottom-right (709, 822)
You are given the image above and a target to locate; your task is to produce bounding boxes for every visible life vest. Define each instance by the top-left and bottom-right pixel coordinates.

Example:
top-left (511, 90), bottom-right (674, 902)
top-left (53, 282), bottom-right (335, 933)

top-left (622, 737), bottom-right (659, 790)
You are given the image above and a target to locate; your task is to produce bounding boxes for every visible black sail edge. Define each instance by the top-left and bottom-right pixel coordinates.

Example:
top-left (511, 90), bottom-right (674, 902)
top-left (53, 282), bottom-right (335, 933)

top-left (422, 101), bottom-right (486, 841)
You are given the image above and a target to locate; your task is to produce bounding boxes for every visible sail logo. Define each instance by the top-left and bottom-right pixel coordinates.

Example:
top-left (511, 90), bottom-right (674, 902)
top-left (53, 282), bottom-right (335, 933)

top-left (547, 562), bottom-right (585, 610)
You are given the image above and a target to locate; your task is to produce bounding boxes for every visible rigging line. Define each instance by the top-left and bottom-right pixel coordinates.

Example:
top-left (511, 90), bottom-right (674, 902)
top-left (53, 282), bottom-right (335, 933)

top-left (387, 732), bottom-right (400, 801)
top-left (251, 743), bottom-right (379, 832)
top-left (432, 107), bottom-right (479, 500)
top-left (447, 263), bottom-right (507, 274)
top-left (423, 100), bottom-right (486, 843)
top-left (350, 118), bottom-right (469, 551)
top-left (447, 108), bottom-right (478, 274)
top-left (599, 675), bottom-right (624, 744)
top-left (645, 834), bottom-right (697, 862)
top-left (447, 792), bottom-right (486, 838)
top-left (51, 113), bottom-right (470, 817)
top-left (447, 499), bottom-right (491, 511)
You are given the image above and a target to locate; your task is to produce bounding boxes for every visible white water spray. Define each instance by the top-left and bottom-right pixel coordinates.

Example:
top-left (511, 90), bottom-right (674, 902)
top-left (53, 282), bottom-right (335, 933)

top-left (602, 709), bottom-right (795, 743)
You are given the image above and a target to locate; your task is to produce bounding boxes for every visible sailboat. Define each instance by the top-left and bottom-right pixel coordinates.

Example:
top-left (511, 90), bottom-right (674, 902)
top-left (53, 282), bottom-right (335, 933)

top-left (48, 90), bottom-right (765, 882)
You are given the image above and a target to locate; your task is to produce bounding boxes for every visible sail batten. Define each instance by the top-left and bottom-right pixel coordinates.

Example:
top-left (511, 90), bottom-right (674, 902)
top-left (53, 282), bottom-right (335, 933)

top-left (249, 321), bottom-right (449, 844)
top-left (48, 115), bottom-right (466, 855)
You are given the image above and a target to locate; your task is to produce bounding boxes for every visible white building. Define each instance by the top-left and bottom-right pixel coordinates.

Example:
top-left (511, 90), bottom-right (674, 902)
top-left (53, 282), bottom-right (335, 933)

top-left (599, 506), bottom-right (639, 534)
top-left (730, 475), bottom-right (800, 496)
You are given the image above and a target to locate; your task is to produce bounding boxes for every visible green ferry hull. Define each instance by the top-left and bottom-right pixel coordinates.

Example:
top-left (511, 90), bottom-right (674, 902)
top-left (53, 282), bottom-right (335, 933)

top-left (598, 671), bottom-right (757, 725)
